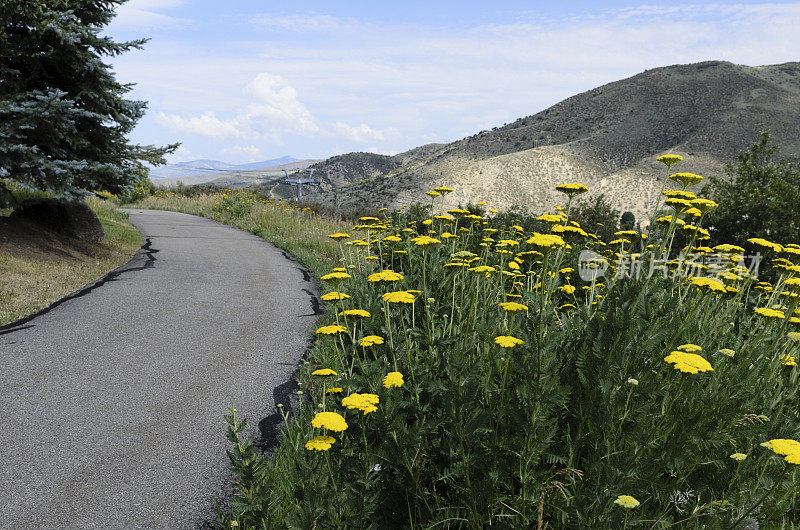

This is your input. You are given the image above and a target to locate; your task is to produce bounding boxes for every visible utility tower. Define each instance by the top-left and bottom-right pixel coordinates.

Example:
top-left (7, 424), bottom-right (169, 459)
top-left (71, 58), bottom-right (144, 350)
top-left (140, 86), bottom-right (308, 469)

top-left (282, 168), bottom-right (318, 201)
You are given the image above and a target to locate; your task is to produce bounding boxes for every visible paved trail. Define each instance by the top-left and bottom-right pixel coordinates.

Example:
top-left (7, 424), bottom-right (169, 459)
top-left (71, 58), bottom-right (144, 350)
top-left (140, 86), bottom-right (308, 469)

top-left (0, 210), bottom-right (320, 528)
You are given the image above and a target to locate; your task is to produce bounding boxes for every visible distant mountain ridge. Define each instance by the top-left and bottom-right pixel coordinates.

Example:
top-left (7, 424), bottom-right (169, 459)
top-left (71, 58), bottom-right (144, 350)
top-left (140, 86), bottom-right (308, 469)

top-left (148, 156), bottom-right (300, 179)
top-left (304, 61), bottom-right (800, 217)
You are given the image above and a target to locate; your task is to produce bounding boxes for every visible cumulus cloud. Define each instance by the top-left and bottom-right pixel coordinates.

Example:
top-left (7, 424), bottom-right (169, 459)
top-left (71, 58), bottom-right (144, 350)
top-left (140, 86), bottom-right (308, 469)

top-left (244, 73), bottom-right (320, 135)
top-left (154, 111), bottom-right (246, 139)
top-left (333, 122), bottom-right (385, 143)
top-left (153, 73), bottom-right (320, 143)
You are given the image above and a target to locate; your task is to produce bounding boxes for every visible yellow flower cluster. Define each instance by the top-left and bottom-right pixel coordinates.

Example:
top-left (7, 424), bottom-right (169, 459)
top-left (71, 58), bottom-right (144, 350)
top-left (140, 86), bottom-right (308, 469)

top-left (341, 393), bottom-right (380, 415)
top-left (316, 324), bottom-right (348, 335)
top-left (495, 336), bottom-right (524, 348)
top-left (613, 495), bottom-right (640, 508)
top-left (762, 439), bottom-right (800, 464)
top-left (312, 411), bottom-right (348, 431)
top-left (664, 350), bottom-right (713, 374)
top-left (312, 368), bottom-right (337, 376)
top-left (305, 435), bottom-right (336, 451)
top-left (359, 335), bottom-right (385, 347)
top-left (339, 309), bottom-right (371, 319)
top-left (321, 291), bottom-right (350, 301)
top-left (367, 269), bottom-right (404, 282)
top-left (382, 291), bottom-right (416, 304)
top-left (382, 371), bottom-right (404, 388)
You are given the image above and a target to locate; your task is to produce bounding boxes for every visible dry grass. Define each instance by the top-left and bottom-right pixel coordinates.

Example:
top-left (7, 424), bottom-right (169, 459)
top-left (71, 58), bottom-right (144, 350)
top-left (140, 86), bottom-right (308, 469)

top-left (0, 196), bottom-right (141, 326)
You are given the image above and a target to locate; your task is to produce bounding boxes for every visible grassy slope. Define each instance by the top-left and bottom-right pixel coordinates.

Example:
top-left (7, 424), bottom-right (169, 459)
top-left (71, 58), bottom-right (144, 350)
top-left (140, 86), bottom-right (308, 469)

top-left (0, 196), bottom-right (142, 326)
top-left (128, 194), bottom-right (347, 278)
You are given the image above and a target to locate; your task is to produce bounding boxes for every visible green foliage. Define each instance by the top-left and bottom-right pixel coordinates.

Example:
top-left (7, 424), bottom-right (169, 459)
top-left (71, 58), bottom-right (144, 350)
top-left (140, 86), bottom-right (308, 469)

top-left (621, 211), bottom-right (636, 230)
top-left (571, 193), bottom-right (621, 241)
top-left (0, 0), bottom-right (177, 197)
top-left (705, 132), bottom-right (800, 248)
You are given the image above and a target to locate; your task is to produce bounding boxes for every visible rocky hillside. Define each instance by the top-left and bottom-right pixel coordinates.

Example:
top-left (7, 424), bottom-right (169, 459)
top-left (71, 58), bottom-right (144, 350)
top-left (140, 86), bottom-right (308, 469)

top-left (305, 61), bottom-right (800, 217)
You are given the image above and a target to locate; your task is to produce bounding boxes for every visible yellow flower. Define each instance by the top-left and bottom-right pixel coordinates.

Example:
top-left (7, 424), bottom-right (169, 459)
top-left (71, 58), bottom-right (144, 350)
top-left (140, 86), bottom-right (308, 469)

top-left (555, 183), bottom-right (589, 196)
top-left (559, 285), bottom-right (576, 295)
top-left (434, 186), bottom-right (453, 194)
top-left (341, 393), bottom-right (379, 415)
top-left (499, 301), bottom-right (528, 312)
top-left (763, 439), bottom-right (800, 464)
top-left (305, 435), bottom-right (336, 451)
top-left (755, 307), bottom-right (786, 320)
top-left (559, 303), bottom-right (576, 311)
top-left (326, 387), bottom-right (343, 394)
top-left (469, 265), bottom-right (497, 277)
top-left (495, 335), bottom-right (524, 348)
top-left (339, 309), bottom-right (371, 319)
top-left (316, 324), bottom-right (348, 335)
top-left (688, 276), bottom-right (726, 294)
top-left (669, 172), bottom-right (703, 188)
top-left (382, 291), bottom-right (416, 304)
top-left (781, 354), bottom-right (797, 366)
top-left (507, 261), bottom-right (520, 270)
top-left (321, 291), bottom-right (351, 302)
top-left (714, 244), bottom-right (745, 253)
top-left (411, 235), bottom-right (441, 246)
top-left (382, 235), bottom-right (402, 242)
top-left (312, 411), bottom-right (348, 431)
top-left (730, 453), bottom-right (747, 462)
top-left (444, 262), bottom-right (469, 268)
top-left (312, 368), bottom-right (338, 376)
top-left (367, 269), bottom-right (404, 282)
top-left (383, 372), bottom-right (404, 388)
top-left (677, 344), bottom-right (702, 353)
top-left (664, 351), bottom-right (714, 374)
top-left (613, 495), bottom-right (640, 509)
top-left (328, 233), bottom-right (350, 240)
top-left (526, 232), bottom-right (566, 249)
top-left (719, 348), bottom-right (735, 357)
top-left (748, 238), bottom-right (783, 253)
top-left (538, 213), bottom-right (567, 224)
top-left (320, 271), bottom-right (351, 283)
top-left (657, 154), bottom-right (683, 167)
top-left (690, 198), bottom-right (718, 213)
top-left (359, 335), bottom-right (385, 347)
top-left (425, 190), bottom-right (441, 198)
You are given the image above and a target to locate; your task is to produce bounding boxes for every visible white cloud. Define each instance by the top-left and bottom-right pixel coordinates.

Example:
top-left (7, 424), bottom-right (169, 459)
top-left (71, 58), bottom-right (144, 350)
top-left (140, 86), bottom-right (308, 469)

top-left (154, 111), bottom-right (246, 139)
top-left (249, 13), bottom-right (354, 33)
top-left (333, 122), bottom-right (385, 143)
top-left (221, 145), bottom-right (263, 162)
top-left (109, 0), bottom-right (189, 30)
top-left (244, 73), bottom-right (320, 135)
top-left (151, 73), bottom-right (319, 143)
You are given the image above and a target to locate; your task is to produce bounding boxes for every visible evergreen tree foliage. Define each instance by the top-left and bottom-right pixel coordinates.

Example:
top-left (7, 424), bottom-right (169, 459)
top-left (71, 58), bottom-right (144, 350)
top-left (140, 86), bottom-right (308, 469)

top-left (570, 193), bottom-right (620, 241)
top-left (0, 0), bottom-right (177, 197)
top-left (704, 132), bottom-right (800, 247)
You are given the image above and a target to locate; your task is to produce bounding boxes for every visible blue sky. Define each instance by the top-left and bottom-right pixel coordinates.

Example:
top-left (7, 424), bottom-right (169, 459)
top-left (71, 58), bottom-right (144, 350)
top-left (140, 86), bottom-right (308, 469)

top-left (106, 1), bottom-right (800, 164)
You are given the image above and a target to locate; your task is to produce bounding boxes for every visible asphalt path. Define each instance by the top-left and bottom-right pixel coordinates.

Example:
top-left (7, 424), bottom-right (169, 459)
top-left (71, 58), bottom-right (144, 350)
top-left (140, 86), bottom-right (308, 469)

top-left (0, 209), bottom-right (321, 528)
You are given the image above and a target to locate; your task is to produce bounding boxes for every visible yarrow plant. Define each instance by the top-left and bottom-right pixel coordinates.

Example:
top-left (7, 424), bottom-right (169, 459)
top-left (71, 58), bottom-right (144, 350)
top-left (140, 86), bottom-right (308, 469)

top-left (220, 154), bottom-right (800, 528)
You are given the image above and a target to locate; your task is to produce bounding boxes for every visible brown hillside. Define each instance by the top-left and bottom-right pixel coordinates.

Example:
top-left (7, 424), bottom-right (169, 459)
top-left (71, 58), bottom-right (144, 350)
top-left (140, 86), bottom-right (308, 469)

top-left (305, 61), bottom-right (800, 218)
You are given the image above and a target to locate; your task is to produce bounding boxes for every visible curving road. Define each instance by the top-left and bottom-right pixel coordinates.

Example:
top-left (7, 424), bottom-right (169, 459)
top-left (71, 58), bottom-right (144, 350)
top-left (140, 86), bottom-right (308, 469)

top-left (0, 209), bottom-right (321, 528)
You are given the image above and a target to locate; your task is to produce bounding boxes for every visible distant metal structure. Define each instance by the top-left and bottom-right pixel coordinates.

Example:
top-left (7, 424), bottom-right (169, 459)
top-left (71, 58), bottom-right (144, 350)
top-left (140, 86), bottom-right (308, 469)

top-left (282, 168), bottom-right (318, 201)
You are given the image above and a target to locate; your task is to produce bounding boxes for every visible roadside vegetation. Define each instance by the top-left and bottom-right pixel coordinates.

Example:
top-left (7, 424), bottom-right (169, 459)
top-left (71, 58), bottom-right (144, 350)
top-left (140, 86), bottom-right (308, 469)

top-left (0, 182), bottom-right (141, 326)
top-left (209, 161), bottom-right (800, 527)
top-left (128, 188), bottom-right (350, 277)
